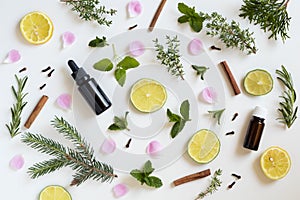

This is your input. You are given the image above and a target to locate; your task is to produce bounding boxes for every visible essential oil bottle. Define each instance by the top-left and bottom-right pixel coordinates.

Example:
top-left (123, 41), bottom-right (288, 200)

top-left (243, 106), bottom-right (267, 151)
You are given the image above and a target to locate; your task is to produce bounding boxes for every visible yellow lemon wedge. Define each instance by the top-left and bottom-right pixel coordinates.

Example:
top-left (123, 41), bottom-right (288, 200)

top-left (20, 11), bottom-right (53, 45)
top-left (39, 185), bottom-right (72, 200)
top-left (130, 78), bottom-right (167, 113)
top-left (188, 129), bottom-right (220, 164)
top-left (243, 69), bottom-right (273, 96)
top-left (260, 146), bottom-right (291, 180)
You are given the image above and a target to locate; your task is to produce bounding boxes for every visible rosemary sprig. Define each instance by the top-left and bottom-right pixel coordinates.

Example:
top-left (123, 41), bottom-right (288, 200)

top-left (153, 35), bottom-right (185, 80)
top-left (196, 169), bottom-right (222, 199)
top-left (276, 65), bottom-right (298, 128)
top-left (239, 0), bottom-right (291, 42)
top-left (62, 0), bottom-right (117, 26)
top-left (6, 75), bottom-right (28, 138)
top-left (21, 116), bottom-right (117, 186)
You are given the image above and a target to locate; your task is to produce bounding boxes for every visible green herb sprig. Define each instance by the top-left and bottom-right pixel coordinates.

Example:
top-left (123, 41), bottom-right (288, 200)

top-left (177, 3), bottom-right (257, 54)
top-left (62, 0), bottom-right (117, 26)
top-left (6, 75), bottom-right (28, 138)
top-left (208, 108), bottom-right (225, 125)
top-left (196, 169), bottom-right (222, 199)
top-left (239, 0), bottom-right (291, 42)
top-left (88, 36), bottom-right (109, 47)
top-left (191, 65), bottom-right (209, 80)
top-left (153, 35), bottom-right (185, 80)
top-left (276, 65), bottom-right (298, 128)
top-left (93, 45), bottom-right (140, 86)
top-left (108, 111), bottom-right (130, 131)
top-left (21, 116), bottom-right (117, 186)
top-left (130, 160), bottom-right (163, 188)
top-left (167, 100), bottom-right (191, 138)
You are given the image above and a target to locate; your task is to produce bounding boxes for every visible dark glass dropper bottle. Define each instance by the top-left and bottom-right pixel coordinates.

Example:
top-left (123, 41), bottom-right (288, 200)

top-left (68, 60), bottom-right (112, 115)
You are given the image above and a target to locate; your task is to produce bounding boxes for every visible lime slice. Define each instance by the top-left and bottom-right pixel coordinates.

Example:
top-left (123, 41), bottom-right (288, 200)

top-left (20, 11), bottom-right (54, 45)
top-left (243, 69), bottom-right (273, 96)
top-left (130, 78), bottom-right (167, 113)
top-left (188, 129), bottom-right (220, 164)
top-left (39, 185), bottom-right (72, 200)
top-left (260, 146), bottom-right (291, 180)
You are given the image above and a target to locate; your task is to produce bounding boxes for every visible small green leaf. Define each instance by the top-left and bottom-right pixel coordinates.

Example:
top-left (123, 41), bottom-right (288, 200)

top-left (191, 65), bottom-right (209, 80)
top-left (147, 176), bottom-right (163, 188)
top-left (189, 18), bottom-right (203, 32)
top-left (167, 109), bottom-right (182, 122)
top-left (88, 36), bottom-right (109, 47)
top-left (108, 112), bottom-right (130, 131)
top-left (117, 56), bottom-right (140, 70)
top-left (178, 2), bottom-right (191, 14)
top-left (93, 58), bottom-right (113, 71)
top-left (178, 15), bottom-right (189, 23)
top-left (180, 100), bottom-right (190, 121)
top-left (170, 120), bottom-right (186, 138)
top-left (208, 108), bottom-right (225, 125)
top-left (108, 124), bottom-right (120, 131)
top-left (143, 160), bottom-right (154, 175)
top-left (130, 169), bottom-right (144, 183)
top-left (115, 68), bottom-right (126, 86)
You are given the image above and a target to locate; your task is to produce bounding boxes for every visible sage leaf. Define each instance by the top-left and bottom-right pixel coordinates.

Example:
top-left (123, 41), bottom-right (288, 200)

top-left (167, 109), bottom-right (182, 122)
top-left (180, 100), bottom-right (190, 121)
top-left (115, 68), bottom-right (126, 86)
top-left (117, 56), bottom-right (140, 70)
top-left (93, 58), bottom-right (113, 71)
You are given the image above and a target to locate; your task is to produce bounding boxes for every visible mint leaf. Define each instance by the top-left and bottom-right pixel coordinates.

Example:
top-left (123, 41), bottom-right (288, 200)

top-left (178, 2), bottom-right (191, 14)
top-left (147, 176), bottom-right (163, 188)
top-left (117, 56), bottom-right (140, 70)
top-left (189, 17), bottom-right (203, 32)
top-left (178, 15), bottom-right (189, 23)
top-left (177, 3), bottom-right (204, 33)
top-left (180, 100), bottom-right (190, 121)
top-left (108, 124), bottom-right (120, 131)
top-left (170, 119), bottom-right (186, 138)
top-left (88, 36), bottom-right (109, 47)
top-left (130, 169), bottom-right (144, 183)
top-left (115, 68), bottom-right (126, 86)
top-left (167, 109), bottom-right (182, 122)
top-left (93, 58), bottom-right (113, 71)
top-left (191, 65), bottom-right (209, 80)
top-left (143, 160), bottom-right (154, 175)
top-left (108, 112), bottom-right (130, 131)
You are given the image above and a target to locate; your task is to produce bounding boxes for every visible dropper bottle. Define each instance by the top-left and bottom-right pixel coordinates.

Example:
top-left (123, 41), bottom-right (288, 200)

top-left (68, 60), bottom-right (112, 115)
top-left (243, 106), bottom-right (267, 151)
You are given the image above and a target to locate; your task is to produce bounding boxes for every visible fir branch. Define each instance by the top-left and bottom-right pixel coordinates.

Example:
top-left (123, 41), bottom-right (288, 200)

top-left (21, 117), bottom-right (117, 186)
top-left (196, 169), bottom-right (222, 199)
top-left (276, 65), bottom-right (298, 128)
top-left (153, 35), bottom-right (185, 80)
top-left (6, 75), bottom-right (28, 138)
top-left (62, 0), bottom-right (117, 26)
top-left (239, 0), bottom-right (291, 42)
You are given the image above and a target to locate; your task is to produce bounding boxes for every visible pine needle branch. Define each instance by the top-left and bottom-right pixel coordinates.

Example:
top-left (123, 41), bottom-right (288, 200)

top-left (6, 75), bottom-right (28, 138)
top-left (21, 117), bottom-right (117, 186)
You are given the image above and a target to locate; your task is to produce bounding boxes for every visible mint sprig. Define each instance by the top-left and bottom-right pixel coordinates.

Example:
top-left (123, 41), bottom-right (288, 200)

top-left (167, 100), bottom-right (191, 138)
top-left (88, 36), bottom-right (109, 47)
top-left (108, 111), bottom-right (130, 131)
top-left (191, 65), bottom-right (209, 80)
top-left (130, 160), bottom-right (163, 188)
top-left (177, 3), bottom-right (205, 32)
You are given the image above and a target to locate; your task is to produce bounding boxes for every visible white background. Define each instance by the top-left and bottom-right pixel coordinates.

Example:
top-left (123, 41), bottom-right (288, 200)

top-left (1, 0), bottom-right (300, 199)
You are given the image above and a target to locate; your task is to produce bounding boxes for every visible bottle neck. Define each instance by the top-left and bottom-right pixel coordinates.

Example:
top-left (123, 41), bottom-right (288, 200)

top-left (253, 115), bottom-right (265, 122)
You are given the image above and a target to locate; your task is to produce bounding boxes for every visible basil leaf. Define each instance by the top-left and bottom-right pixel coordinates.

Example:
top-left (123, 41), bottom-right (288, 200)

top-left (117, 56), bottom-right (140, 70)
top-left (167, 109), bottom-right (182, 122)
top-left (88, 36), bottom-right (108, 47)
top-left (115, 68), bottom-right (126, 86)
top-left (180, 100), bottom-right (190, 121)
top-left (93, 58), bottom-right (113, 71)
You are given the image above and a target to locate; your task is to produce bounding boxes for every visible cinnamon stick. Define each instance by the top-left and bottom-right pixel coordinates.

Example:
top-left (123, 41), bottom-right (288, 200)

top-left (24, 95), bottom-right (48, 129)
top-left (220, 61), bottom-right (241, 95)
top-left (173, 169), bottom-right (211, 186)
top-left (148, 0), bottom-right (167, 31)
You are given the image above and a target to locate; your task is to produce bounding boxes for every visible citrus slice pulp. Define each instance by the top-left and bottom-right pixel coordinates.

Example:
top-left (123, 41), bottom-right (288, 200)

top-left (243, 69), bottom-right (273, 96)
top-left (260, 146), bottom-right (291, 180)
top-left (39, 185), bottom-right (72, 200)
top-left (130, 78), bottom-right (167, 112)
top-left (188, 129), bottom-right (220, 164)
top-left (20, 11), bottom-right (53, 45)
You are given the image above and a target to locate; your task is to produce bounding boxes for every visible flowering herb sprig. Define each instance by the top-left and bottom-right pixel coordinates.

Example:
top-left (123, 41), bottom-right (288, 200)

top-left (196, 169), bottom-right (222, 199)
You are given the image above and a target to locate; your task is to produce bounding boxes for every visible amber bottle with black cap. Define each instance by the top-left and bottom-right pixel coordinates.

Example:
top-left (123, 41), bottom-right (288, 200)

top-left (243, 106), bottom-right (267, 151)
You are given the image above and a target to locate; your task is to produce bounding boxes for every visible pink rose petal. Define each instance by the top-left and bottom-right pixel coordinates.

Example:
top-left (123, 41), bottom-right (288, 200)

top-left (146, 141), bottom-right (162, 155)
top-left (62, 31), bottom-right (76, 48)
top-left (3, 49), bottom-right (21, 63)
top-left (201, 87), bottom-right (217, 104)
top-left (113, 183), bottom-right (128, 198)
top-left (129, 41), bottom-right (145, 57)
top-left (56, 93), bottom-right (72, 110)
top-left (188, 38), bottom-right (203, 55)
top-left (101, 138), bottom-right (116, 154)
top-left (127, 0), bottom-right (142, 18)
top-left (9, 155), bottom-right (25, 170)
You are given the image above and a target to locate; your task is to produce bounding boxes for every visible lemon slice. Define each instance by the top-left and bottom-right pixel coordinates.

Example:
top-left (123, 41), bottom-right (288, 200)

top-left (130, 78), bottom-right (167, 112)
top-left (260, 146), bottom-right (291, 180)
top-left (243, 69), bottom-right (273, 96)
top-left (188, 129), bottom-right (220, 164)
top-left (20, 11), bottom-right (53, 45)
top-left (39, 185), bottom-right (72, 200)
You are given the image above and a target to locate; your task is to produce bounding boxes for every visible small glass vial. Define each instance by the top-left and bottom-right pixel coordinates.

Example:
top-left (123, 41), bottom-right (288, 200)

top-left (243, 106), bottom-right (267, 151)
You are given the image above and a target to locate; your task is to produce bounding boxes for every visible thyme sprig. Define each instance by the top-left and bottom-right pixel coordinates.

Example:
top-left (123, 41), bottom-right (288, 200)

top-left (239, 0), bottom-right (291, 42)
top-left (6, 75), bottom-right (28, 138)
top-left (196, 169), bottom-right (222, 199)
top-left (276, 65), bottom-right (298, 128)
top-left (62, 0), bottom-right (117, 26)
top-left (153, 35), bottom-right (185, 80)
top-left (21, 116), bottom-right (117, 186)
